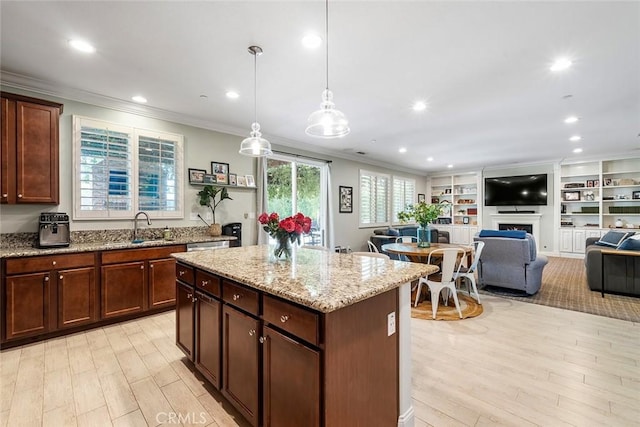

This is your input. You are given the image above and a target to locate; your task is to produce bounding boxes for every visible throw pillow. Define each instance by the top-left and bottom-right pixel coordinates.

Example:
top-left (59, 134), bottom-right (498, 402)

top-left (478, 229), bottom-right (526, 239)
top-left (595, 230), bottom-right (634, 247)
top-left (617, 233), bottom-right (640, 251)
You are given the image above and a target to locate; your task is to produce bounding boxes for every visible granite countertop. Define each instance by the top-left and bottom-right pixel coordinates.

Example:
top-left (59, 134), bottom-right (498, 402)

top-left (0, 235), bottom-right (235, 258)
top-left (173, 245), bottom-right (437, 313)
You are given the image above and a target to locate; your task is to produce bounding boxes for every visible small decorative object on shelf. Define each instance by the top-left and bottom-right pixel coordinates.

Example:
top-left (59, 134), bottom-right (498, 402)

top-left (397, 202), bottom-right (443, 248)
top-left (197, 185), bottom-right (233, 236)
top-left (258, 212), bottom-right (312, 259)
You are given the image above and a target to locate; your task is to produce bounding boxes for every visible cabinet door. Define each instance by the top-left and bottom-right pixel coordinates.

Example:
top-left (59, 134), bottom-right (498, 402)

top-left (101, 261), bottom-right (146, 319)
top-left (176, 281), bottom-right (195, 358)
top-left (452, 226), bottom-right (465, 244)
top-left (559, 229), bottom-right (573, 252)
top-left (262, 326), bottom-right (320, 427)
top-left (5, 272), bottom-right (50, 339)
top-left (1, 97), bottom-right (16, 204)
top-left (222, 305), bottom-right (260, 427)
top-left (195, 292), bottom-right (221, 388)
top-left (57, 266), bottom-right (97, 329)
top-left (149, 258), bottom-right (176, 309)
top-left (15, 101), bottom-right (59, 204)
top-left (573, 229), bottom-right (587, 254)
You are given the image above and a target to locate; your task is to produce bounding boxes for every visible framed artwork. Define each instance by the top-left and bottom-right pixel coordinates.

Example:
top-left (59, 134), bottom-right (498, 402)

top-left (586, 180), bottom-right (594, 188)
top-left (633, 191), bottom-right (640, 200)
top-left (229, 173), bottom-right (237, 186)
top-left (417, 193), bottom-right (426, 203)
top-left (444, 188), bottom-right (452, 194)
top-left (188, 168), bottom-right (206, 183)
top-left (245, 175), bottom-right (256, 187)
top-left (604, 178), bottom-right (612, 186)
top-left (563, 191), bottom-right (581, 201)
top-left (237, 175), bottom-right (246, 187)
top-left (211, 162), bottom-right (229, 185)
top-left (203, 174), bottom-right (216, 184)
top-left (593, 180), bottom-right (600, 188)
top-left (339, 186), bottom-right (353, 213)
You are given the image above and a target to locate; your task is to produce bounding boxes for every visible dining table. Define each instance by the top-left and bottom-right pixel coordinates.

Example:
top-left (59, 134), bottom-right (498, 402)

top-left (381, 242), bottom-right (473, 266)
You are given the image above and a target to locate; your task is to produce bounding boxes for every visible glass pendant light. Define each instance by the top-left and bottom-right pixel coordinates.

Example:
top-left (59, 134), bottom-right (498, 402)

top-left (305, 0), bottom-right (350, 138)
top-left (239, 45), bottom-right (272, 157)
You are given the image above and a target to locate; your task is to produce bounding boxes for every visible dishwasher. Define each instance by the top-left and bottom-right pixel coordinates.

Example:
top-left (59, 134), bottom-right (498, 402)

top-left (186, 241), bottom-right (230, 251)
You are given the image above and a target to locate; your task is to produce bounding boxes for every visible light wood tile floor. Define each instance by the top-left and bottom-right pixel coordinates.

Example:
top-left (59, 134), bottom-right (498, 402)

top-left (1, 295), bottom-right (638, 426)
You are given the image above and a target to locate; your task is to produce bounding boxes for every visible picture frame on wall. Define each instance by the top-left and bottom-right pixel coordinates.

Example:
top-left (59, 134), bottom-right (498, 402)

top-left (188, 168), bottom-right (206, 183)
top-left (211, 162), bottom-right (229, 185)
top-left (237, 175), bottom-right (246, 187)
top-left (203, 174), bottom-right (216, 184)
top-left (563, 191), bottom-right (581, 201)
top-left (229, 173), bottom-right (237, 186)
top-left (245, 175), bottom-right (256, 187)
top-left (417, 193), bottom-right (426, 203)
top-left (339, 186), bottom-right (353, 213)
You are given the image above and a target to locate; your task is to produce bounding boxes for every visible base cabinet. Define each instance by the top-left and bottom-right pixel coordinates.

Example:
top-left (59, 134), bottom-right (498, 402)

top-left (560, 228), bottom-right (604, 254)
top-left (195, 291), bottom-right (221, 388)
top-left (176, 280), bottom-right (195, 359)
top-left (57, 266), bottom-right (97, 329)
top-left (101, 262), bottom-right (146, 318)
top-left (149, 258), bottom-right (177, 309)
top-left (4, 272), bottom-right (50, 340)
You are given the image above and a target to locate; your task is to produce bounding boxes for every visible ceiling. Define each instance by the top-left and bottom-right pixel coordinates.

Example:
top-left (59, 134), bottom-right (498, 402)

top-left (1, 1), bottom-right (639, 174)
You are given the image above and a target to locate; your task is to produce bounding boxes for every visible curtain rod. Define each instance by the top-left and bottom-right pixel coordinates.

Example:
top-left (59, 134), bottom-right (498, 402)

top-left (272, 150), bottom-right (332, 164)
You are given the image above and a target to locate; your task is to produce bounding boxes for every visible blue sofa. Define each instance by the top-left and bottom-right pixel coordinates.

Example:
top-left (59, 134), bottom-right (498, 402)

top-left (474, 230), bottom-right (548, 295)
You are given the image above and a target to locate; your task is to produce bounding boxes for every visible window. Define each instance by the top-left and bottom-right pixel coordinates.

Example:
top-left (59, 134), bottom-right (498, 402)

top-left (392, 176), bottom-right (416, 223)
top-left (73, 116), bottom-right (183, 219)
top-left (359, 170), bottom-right (389, 227)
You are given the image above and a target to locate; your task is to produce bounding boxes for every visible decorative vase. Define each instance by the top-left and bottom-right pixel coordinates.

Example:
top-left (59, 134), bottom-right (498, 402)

top-left (615, 219), bottom-right (623, 228)
top-left (273, 235), bottom-right (292, 259)
top-left (417, 224), bottom-right (431, 248)
top-left (209, 223), bottom-right (222, 237)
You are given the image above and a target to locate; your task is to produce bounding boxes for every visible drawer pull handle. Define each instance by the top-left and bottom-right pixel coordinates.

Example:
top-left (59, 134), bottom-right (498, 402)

top-left (201, 280), bottom-right (208, 287)
top-left (179, 270), bottom-right (185, 276)
top-left (233, 294), bottom-right (242, 301)
top-left (59, 275), bottom-right (63, 280)
top-left (2, 193), bottom-right (7, 198)
top-left (259, 336), bottom-right (268, 344)
top-left (140, 265), bottom-right (144, 270)
top-left (17, 194), bottom-right (22, 198)
top-left (44, 276), bottom-right (49, 282)
top-left (249, 329), bottom-right (256, 336)
top-left (52, 261), bottom-right (57, 266)
top-left (192, 297), bottom-right (197, 302)
top-left (187, 293), bottom-right (193, 300)
top-left (280, 315), bottom-right (290, 323)
top-left (150, 264), bottom-right (154, 268)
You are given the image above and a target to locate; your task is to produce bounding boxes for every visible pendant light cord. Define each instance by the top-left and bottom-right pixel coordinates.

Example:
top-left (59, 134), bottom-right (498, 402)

top-left (254, 50), bottom-right (258, 124)
top-left (325, 0), bottom-right (329, 92)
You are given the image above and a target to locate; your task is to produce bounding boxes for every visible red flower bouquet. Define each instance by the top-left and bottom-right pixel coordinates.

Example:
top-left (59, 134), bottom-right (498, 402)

top-left (258, 212), bottom-right (312, 258)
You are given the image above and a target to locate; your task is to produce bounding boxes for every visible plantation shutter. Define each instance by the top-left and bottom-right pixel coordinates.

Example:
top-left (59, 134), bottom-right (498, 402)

top-left (137, 132), bottom-right (181, 215)
top-left (392, 177), bottom-right (416, 223)
top-left (360, 170), bottom-right (389, 226)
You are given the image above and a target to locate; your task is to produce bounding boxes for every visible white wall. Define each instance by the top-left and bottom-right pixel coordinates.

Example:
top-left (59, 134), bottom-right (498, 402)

top-left (0, 87), bottom-right (427, 250)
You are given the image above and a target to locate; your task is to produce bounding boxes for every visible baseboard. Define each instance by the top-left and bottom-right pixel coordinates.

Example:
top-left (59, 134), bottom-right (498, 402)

top-left (397, 406), bottom-right (415, 427)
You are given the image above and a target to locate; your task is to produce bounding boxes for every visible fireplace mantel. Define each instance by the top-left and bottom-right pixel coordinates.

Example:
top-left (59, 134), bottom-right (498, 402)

top-left (490, 213), bottom-right (542, 249)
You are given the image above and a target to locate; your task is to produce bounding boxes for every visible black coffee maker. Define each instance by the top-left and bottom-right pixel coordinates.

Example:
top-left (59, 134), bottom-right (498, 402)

top-left (222, 222), bottom-right (242, 247)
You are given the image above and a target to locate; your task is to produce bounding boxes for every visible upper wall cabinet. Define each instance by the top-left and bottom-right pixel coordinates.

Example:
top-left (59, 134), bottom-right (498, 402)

top-left (1, 92), bottom-right (63, 204)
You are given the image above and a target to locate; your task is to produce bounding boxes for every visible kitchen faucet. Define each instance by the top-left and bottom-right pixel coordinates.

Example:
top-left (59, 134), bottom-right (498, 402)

top-left (133, 211), bottom-right (151, 241)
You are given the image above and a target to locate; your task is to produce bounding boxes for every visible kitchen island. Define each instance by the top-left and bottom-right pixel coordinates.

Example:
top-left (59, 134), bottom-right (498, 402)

top-left (172, 245), bottom-right (436, 427)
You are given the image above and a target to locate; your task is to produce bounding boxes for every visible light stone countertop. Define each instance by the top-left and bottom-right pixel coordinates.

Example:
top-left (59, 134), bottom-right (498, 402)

top-left (172, 245), bottom-right (437, 313)
top-left (0, 235), bottom-right (235, 258)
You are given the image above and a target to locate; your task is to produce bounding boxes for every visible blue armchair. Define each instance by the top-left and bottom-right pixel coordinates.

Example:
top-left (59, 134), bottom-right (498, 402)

top-left (474, 232), bottom-right (548, 295)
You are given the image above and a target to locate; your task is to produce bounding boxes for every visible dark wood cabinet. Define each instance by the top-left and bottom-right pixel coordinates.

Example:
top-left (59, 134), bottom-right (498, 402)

top-left (149, 258), bottom-right (177, 308)
top-left (176, 280), bottom-right (195, 358)
top-left (101, 261), bottom-right (146, 319)
top-left (4, 272), bottom-right (50, 340)
top-left (1, 92), bottom-right (62, 204)
top-left (195, 291), bottom-right (221, 388)
top-left (222, 304), bottom-right (260, 427)
top-left (262, 325), bottom-right (320, 427)
top-left (57, 266), bottom-right (97, 329)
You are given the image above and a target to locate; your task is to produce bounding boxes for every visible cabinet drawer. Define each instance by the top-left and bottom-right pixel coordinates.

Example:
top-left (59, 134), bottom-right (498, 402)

top-left (6, 253), bottom-right (95, 274)
top-left (196, 270), bottom-right (221, 297)
top-left (263, 295), bottom-right (319, 346)
top-left (223, 280), bottom-right (259, 316)
top-left (176, 263), bottom-right (194, 285)
top-left (102, 245), bottom-right (185, 265)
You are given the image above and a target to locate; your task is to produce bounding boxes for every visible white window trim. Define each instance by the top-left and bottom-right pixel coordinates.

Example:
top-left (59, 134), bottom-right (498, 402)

top-left (359, 169), bottom-right (390, 228)
top-left (72, 115), bottom-right (184, 220)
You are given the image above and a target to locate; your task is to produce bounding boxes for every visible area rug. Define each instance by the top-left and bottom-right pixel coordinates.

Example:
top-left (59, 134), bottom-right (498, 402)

top-left (481, 256), bottom-right (640, 323)
top-left (411, 293), bottom-right (483, 321)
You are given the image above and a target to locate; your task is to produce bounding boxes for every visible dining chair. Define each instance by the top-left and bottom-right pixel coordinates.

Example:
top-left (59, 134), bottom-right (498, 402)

top-left (367, 240), bottom-right (380, 253)
top-left (395, 236), bottom-right (417, 261)
top-left (414, 248), bottom-right (464, 319)
top-left (352, 251), bottom-right (390, 260)
top-left (453, 241), bottom-right (484, 304)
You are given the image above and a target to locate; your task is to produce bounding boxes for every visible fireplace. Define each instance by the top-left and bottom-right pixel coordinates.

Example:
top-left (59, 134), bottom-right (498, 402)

top-left (499, 223), bottom-right (533, 234)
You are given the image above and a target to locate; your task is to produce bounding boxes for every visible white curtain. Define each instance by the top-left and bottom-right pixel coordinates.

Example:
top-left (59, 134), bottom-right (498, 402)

top-left (256, 156), bottom-right (269, 244)
top-left (324, 162), bottom-right (335, 250)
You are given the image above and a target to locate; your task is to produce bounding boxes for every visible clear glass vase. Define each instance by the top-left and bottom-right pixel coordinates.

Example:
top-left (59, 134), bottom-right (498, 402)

top-left (274, 235), bottom-right (292, 259)
top-left (417, 224), bottom-right (431, 248)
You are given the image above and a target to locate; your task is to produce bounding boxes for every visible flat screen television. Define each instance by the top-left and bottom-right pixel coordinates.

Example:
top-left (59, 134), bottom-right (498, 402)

top-left (484, 174), bottom-right (548, 206)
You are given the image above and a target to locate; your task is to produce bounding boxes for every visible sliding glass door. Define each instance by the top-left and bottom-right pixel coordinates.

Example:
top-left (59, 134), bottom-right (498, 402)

top-left (266, 154), bottom-right (328, 247)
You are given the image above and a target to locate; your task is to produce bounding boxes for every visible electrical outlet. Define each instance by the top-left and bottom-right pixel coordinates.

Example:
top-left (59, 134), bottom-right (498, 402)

top-left (387, 312), bottom-right (396, 336)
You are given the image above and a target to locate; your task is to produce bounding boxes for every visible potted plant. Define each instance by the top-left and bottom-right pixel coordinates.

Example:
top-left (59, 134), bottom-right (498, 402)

top-left (397, 202), bottom-right (443, 247)
top-left (197, 185), bottom-right (232, 236)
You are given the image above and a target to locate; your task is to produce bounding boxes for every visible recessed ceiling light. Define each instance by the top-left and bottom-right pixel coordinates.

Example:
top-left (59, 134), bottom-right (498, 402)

top-left (131, 95), bottom-right (147, 104)
top-left (302, 34), bottom-right (322, 49)
top-left (427, 157), bottom-right (434, 162)
top-left (68, 39), bottom-right (96, 53)
top-left (569, 135), bottom-right (582, 142)
top-left (573, 148), bottom-right (583, 153)
top-left (371, 139), bottom-right (376, 143)
top-left (550, 58), bottom-right (572, 72)
top-left (412, 101), bottom-right (427, 112)
top-left (199, 94), bottom-right (208, 99)
top-left (399, 147), bottom-right (407, 153)
top-left (564, 116), bottom-right (579, 124)
top-left (226, 91), bottom-right (239, 99)
top-left (447, 164), bottom-right (453, 168)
